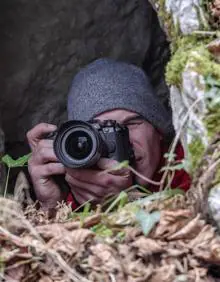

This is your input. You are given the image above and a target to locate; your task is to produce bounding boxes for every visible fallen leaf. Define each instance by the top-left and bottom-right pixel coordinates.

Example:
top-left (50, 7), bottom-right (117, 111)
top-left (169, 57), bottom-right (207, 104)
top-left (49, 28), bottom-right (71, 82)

top-left (135, 210), bottom-right (160, 236)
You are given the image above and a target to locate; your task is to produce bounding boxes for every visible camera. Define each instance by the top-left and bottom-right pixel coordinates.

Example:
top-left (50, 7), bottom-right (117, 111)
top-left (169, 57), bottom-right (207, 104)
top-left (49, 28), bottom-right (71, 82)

top-left (52, 120), bottom-right (134, 168)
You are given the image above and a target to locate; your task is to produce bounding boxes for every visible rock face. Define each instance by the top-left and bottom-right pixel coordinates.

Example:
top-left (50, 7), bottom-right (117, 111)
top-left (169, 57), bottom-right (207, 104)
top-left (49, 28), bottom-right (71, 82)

top-left (150, 0), bottom-right (220, 172)
top-left (0, 0), bottom-right (170, 156)
top-left (165, 0), bottom-right (202, 34)
top-left (150, 0), bottom-right (220, 228)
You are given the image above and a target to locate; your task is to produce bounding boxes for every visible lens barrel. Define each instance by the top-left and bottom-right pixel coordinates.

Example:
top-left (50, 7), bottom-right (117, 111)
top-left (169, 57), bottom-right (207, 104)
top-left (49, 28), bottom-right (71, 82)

top-left (53, 121), bottom-right (103, 168)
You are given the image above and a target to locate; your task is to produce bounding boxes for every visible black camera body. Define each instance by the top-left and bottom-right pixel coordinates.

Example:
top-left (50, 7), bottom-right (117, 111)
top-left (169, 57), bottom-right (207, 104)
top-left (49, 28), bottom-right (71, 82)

top-left (53, 120), bottom-right (134, 168)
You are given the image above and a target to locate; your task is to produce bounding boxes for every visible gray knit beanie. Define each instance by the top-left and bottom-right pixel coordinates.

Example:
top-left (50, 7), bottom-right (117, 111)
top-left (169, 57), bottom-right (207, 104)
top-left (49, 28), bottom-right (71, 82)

top-left (67, 58), bottom-right (174, 141)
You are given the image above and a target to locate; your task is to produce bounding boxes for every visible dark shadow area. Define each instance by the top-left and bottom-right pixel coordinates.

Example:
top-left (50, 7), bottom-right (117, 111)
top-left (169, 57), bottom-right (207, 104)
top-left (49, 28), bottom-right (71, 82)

top-left (0, 0), bottom-right (171, 191)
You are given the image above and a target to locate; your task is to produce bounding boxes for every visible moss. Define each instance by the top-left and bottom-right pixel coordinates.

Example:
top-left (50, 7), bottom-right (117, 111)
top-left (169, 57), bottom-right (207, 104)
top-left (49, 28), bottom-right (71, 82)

top-left (166, 46), bottom-right (188, 86)
top-left (157, 0), bottom-right (180, 42)
top-left (189, 48), bottom-right (220, 80)
top-left (204, 103), bottom-right (220, 138)
top-left (155, 0), bottom-right (219, 90)
top-left (188, 137), bottom-right (206, 172)
top-left (165, 36), bottom-right (205, 86)
top-left (155, 1), bottom-right (214, 89)
top-left (165, 35), bottom-right (220, 87)
top-left (156, 0), bottom-right (211, 45)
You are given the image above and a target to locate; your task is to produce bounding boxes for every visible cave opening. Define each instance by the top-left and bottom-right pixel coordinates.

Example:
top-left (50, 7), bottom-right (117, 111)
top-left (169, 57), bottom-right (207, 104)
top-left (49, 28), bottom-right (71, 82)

top-left (0, 0), bottom-right (171, 191)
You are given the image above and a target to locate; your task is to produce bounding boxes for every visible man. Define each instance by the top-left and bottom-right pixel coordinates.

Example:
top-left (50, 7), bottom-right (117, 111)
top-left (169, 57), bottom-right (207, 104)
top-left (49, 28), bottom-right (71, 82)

top-left (27, 58), bottom-right (191, 211)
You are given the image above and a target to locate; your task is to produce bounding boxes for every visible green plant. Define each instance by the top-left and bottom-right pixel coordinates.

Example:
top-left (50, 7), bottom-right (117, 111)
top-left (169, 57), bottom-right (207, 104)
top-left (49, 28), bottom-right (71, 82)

top-left (0, 153), bottom-right (31, 197)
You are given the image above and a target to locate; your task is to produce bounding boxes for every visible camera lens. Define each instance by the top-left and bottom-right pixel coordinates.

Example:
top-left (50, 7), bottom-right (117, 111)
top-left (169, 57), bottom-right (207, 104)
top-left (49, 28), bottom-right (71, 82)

top-left (53, 120), bottom-right (104, 168)
top-left (65, 131), bottom-right (93, 160)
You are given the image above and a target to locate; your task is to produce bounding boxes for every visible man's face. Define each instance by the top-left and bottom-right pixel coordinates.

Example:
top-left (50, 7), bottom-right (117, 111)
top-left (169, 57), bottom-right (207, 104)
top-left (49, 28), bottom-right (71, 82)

top-left (95, 109), bottom-right (162, 185)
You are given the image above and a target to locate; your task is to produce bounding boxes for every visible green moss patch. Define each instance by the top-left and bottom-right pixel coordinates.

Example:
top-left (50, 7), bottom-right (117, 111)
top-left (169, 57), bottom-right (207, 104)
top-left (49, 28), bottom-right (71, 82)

top-left (189, 48), bottom-right (220, 80)
top-left (166, 36), bottom-right (220, 87)
top-left (188, 136), bottom-right (206, 172)
top-left (166, 36), bottom-right (204, 86)
top-left (205, 103), bottom-right (220, 138)
top-left (157, 0), bottom-right (181, 42)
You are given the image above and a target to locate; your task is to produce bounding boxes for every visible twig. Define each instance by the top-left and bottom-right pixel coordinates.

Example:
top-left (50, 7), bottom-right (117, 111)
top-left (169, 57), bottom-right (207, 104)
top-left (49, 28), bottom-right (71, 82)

top-left (205, 158), bottom-right (220, 177)
top-left (3, 167), bottom-right (10, 198)
top-left (0, 226), bottom-right (25, 247)
top-left (46, 248), bottom-right (91, 282)
top-left (0, 204), bottom-right (44, 243)
top-left (164, 170), bottom-right (176, 191)
top-left (159, 96), bottom-right (204, 191)
top-left (72, 198), bottom-right (93, 212)
top-left (101, 184), bottom-right (150, 210)
top-left (100, 162), bottom-right (161, 186)
top-left (193, 30), bottom-right (219, 36)
top-left (6, 258), bottom-right (38, 270)
top-left (128, 165), bottom-right (161, 186)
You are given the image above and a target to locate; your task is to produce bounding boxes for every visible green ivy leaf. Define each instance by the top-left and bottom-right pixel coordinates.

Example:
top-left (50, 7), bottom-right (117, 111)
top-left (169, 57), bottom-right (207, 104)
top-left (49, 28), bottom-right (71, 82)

top-left (135, 210), bottom-right (161, 236)
top-left (1, 153), bottom-right (32, 168)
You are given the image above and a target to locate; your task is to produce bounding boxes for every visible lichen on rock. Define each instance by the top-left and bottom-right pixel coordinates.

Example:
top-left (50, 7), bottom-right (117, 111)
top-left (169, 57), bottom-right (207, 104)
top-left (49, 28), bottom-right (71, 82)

top-left (170, 40), bottom-right (220, 192)
top-left (152, 0), bottom-right (220, 230)
top-left (153, 0), bottom-right (220, 174)
top-left (165, 0), bottom-right (207, 34)
top-left (150, 0), bottom-right (209, 38)
top-left (166, 36), bottom-right (208, 86)
top-left (169, 45), bottom-right (220, 173)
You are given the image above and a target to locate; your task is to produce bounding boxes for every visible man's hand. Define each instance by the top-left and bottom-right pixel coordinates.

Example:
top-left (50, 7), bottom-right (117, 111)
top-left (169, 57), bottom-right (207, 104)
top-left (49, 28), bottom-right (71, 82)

top-left (27, 123), bottom-right (66, 210)
top-left (27, 123), bottom-right (133, 208)
top-left (65, 158), bottom-right (133, 205)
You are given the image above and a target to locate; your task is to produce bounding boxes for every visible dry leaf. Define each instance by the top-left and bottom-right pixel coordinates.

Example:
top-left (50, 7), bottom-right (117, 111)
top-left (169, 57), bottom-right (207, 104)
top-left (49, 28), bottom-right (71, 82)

top-left (131, 237), bottom-right (164, 257)
top-left (149, 265), bottom-right (176, 282)
top-left (168, 214), bottom-right (203, 240)
top-left (14, 171), bottom-right (33, 205)
top-left (153, 209), bottom-right (193, 238)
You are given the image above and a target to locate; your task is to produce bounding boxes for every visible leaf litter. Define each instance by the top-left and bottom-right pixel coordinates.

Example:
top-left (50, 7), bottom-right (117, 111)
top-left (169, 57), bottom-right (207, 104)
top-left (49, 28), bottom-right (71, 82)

top-left (1, 182), bottom-right (220, 282)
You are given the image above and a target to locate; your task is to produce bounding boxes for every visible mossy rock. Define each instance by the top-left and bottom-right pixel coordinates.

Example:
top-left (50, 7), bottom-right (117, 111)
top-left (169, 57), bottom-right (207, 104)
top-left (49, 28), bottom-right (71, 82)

top-left (166, 36), bottom-right (220, 87)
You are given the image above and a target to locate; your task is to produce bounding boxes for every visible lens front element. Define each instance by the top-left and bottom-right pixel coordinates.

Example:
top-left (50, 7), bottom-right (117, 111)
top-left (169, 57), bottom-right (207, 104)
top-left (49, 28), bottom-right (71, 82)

top-left (65, 131), bottom-right (93, 160)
